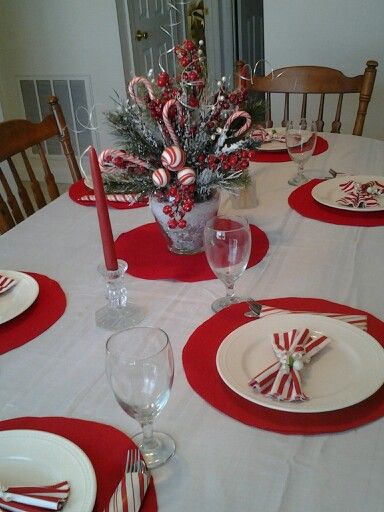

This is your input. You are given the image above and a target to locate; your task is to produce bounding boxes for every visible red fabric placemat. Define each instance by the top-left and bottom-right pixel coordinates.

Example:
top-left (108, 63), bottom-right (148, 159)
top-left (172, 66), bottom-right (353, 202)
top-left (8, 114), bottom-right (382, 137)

top-left (0, 417), bottom-right (157, 512)
top-left (115, 223), bottom-right (269, 282)
top-left (68, 180), bottom-right (149, 209)
top-left (289, 179), bottom-right (384, 227)
top-left (0, 273), bottom-right (66, 355)
top-left (250, 136), bottom-right (328, 163)
top-left (182, 297), bottom-right (384, 434)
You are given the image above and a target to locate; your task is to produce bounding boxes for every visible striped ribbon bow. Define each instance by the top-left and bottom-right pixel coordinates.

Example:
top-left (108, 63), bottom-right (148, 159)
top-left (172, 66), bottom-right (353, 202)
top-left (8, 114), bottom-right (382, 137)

top-left (249, 328), bottom-right (330, 401)
top-left (0, 481), bottom-right (70, 511)
top-left (337, 179), bottom-right (384, 208)
top-left (0, 274), bottom-right (17, 294)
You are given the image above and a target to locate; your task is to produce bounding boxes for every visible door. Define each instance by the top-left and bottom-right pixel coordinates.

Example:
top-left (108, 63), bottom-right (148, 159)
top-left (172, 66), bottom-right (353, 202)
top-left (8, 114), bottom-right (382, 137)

top-left (124, 0), bottom-right (186, 78)
top-left (235, 0), bottom-right (264, 74)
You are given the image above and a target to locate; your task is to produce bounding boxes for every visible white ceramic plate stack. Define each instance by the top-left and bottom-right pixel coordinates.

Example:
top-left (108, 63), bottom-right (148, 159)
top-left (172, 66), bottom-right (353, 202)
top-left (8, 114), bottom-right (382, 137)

top-left (0, 430), bottom-right (97, 512)
top-left (256, 127), bottom-right (287, 152)
top-left (0, 270), bottom-right (39, 324)
top-left (216, 313), bottom-right (384, 413)
top-left (311, 175), bottom-right (384, 212)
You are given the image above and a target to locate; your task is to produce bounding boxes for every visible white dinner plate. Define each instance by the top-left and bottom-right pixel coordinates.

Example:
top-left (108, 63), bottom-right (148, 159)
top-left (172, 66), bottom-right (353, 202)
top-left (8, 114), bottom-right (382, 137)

top-left (256, 127), bottom-right (287, 152)
top-left (312, 174), bottom-right (384, 212)
top-left (0, 270), bottom-right (39, 325)
top-left (0, 430), bottom-right (97, 512)
top-left (216, 313), bottom-right (384, 413)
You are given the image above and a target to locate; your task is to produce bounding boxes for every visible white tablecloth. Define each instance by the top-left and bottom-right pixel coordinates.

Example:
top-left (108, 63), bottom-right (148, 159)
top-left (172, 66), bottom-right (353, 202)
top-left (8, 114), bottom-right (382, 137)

top-left (1, 133), bottom-right (384, 512)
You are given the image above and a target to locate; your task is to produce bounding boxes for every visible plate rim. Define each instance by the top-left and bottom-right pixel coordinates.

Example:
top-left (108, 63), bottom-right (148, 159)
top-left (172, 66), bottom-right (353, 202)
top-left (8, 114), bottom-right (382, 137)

top-left (0, 270), bottom-right (39, 325)
top-left (216, 313), bottom-right (384, 413)
top-left (312, 174), bottom-right (384, 212)
top-left (0, 428), bottom-right (97, 512)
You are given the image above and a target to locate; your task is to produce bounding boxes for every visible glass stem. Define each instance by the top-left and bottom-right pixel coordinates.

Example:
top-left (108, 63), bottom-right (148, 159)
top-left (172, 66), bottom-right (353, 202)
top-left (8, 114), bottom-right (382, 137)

top-left (298, 162), bottom-right (304, 176)
top-left (141, 421), bottom-right (156, 450)
top-left (225, 282), bottom-right (235, 300)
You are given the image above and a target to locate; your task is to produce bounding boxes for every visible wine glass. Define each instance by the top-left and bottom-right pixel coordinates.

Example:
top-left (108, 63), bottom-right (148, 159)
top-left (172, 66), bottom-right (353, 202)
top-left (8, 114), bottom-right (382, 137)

top-left (106, 326), bottom-right (175, 469)
top-left (286, 118), bottom-right (317, 186)
top-left (204, 215), bottom-right (252, 312)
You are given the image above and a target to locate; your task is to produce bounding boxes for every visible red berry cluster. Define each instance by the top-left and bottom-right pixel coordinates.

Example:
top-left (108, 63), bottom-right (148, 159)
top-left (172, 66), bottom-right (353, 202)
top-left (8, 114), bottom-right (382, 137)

top-left (198, 150), bottom-right (251, 172)
top-left (148, 77), bottom-right (180, 122)
top-left (161, 184), bottom-right (195, 229)
top-left (174, 40), bottom-right (204, 108)
top-left (206, 88), bottom-right (248, 132)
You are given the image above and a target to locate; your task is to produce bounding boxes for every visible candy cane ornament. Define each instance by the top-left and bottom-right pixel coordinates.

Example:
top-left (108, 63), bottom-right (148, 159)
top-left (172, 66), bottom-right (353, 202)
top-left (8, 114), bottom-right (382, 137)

top-left (128, 76), bottom-right (156, 108)
top-left (224, 110), bottom-right (252, 137)
top-left (98, 149), bottom-right (130, 172)
top-left (162, 98), bottom-right (183, 146)
top-left (99, 148), bottom-right (154, 171)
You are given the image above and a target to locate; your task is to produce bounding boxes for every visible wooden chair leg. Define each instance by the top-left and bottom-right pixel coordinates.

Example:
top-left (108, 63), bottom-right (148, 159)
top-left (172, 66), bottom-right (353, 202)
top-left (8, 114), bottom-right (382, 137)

top-left (21, 150), bottom-right (47, 209)
top-left (37, 143), bottom-right (60, 200)
top-left (0, 166), bottom-right (25, 223)
top-left (7, 158), bottom-right (35, 217)
top-left (0, 190), bottom-right (15, 234)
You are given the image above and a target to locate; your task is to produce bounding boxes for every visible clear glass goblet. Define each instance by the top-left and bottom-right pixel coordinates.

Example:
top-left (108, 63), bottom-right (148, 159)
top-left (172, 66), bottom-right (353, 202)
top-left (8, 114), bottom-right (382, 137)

top-left (106, 326), bottom-right (175, 469)
top-left (204, 215), bottom-right (252, 312)
top-left (286, 119), bottom-right (317, 186)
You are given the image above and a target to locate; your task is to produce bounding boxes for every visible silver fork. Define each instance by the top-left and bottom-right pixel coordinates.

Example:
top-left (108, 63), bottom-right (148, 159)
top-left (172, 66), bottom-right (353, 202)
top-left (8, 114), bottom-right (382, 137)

top-left (329, 168), bottom-right (349, 178)
top-left (125, 448), bottom-right (149, 475)
top-left (245, 299), bottom-right (263, 318)
top-left (125, 448), bottom-right (140, 474)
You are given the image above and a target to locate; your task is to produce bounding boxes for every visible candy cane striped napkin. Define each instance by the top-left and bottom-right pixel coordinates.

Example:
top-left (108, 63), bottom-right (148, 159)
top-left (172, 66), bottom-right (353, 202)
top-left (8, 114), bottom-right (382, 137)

top-left (337, 179), bottom-right (384, 208)
top-left (104, 463), bottom-right (150, 512)
top-left (250, 127), bottom-right (286, 143)
top-left (248, 304), bottom-right (368, 401)
top-left (0, 481), bottom-right (70, 511)
top-left (80, 193), bottom-right (147, 205)
top-left (0, 274), bottom-right (17, 294)
top-left (249, 328), bottom-right (330, 401)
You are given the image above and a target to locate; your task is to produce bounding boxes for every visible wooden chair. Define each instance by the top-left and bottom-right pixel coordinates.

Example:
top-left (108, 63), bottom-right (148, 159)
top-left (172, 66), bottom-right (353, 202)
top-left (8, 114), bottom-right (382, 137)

top-left (235, 60), bottom-right (378, 136)
top-left (0, 96), bottom-right (82, 234)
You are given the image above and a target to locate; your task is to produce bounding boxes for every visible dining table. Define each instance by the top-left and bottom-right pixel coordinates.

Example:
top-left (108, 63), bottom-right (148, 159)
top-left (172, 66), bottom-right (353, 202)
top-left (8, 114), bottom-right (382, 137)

top-left (1, 131), bottom-right (384, 512)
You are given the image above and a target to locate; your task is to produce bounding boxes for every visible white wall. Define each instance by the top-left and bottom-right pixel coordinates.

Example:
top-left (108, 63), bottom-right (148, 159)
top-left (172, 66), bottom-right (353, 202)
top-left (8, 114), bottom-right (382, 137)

top-left (263, 0), bottom-right (383, 139)
top-left (0, 0), bottom-right (127, 151)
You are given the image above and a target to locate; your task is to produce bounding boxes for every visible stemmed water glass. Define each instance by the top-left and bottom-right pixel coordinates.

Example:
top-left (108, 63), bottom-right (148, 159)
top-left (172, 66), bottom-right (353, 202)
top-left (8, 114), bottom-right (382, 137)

top-left (286, 118), bottom-right (317, 186)
top-left (204, 215), bottom-right (252, 312)
top-left (106, 326), bottom-right (175, 469)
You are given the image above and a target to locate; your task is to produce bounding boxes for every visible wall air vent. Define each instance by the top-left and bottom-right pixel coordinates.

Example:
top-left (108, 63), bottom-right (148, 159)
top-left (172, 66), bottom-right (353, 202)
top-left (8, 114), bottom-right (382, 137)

top-left (19, 77), bottom-right (94, 157)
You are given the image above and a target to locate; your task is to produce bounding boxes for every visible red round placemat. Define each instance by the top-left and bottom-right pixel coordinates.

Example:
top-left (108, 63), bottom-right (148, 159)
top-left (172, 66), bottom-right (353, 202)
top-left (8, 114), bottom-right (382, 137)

top-left (0, 417), bottom-right (157, 512)
top-left (289, 179), bottom-right (384, 227)
top-left (250, 136), bottom-right (328, 163)
top-left (0, 273), bottom-right (66, 355)
top-left (115, 223), bottom-right (269, 282)
top-left (68, 180), bottom-right (148, 209)
top-left (182, 297), bottom-right (384, 434)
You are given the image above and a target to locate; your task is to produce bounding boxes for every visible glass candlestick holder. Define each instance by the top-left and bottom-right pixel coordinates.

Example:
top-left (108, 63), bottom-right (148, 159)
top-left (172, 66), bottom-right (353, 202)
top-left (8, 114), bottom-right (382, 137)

top-left (96, 259), bottom-right (144, 331)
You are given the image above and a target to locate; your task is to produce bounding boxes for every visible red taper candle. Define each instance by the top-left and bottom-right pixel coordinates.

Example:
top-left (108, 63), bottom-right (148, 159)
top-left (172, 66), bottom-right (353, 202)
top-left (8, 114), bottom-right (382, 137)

top-left (89, 146), bottom-right (118, 271)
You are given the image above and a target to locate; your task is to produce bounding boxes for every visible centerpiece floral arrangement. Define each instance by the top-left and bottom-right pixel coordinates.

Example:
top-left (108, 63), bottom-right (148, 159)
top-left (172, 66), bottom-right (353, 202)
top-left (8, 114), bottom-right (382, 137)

top-left (101, 39), bottom-right (260, 234)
